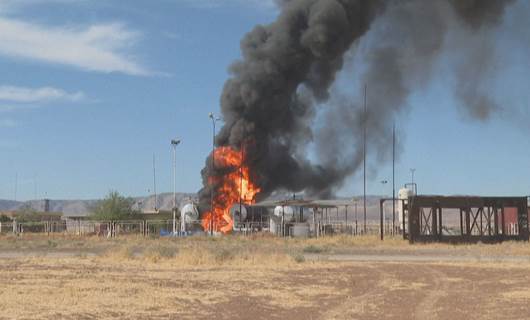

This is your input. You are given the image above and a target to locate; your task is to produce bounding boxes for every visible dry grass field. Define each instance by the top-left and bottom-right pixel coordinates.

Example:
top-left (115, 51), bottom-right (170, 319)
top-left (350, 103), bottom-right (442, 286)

top-left (1, 235), bottom-right (530, 319)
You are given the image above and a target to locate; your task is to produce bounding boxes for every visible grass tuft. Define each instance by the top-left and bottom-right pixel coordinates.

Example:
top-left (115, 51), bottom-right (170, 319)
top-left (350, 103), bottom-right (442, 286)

top-left (302, 245), bottom-right (325, 254)
top-left (292, 253), bottom-right (305, 263)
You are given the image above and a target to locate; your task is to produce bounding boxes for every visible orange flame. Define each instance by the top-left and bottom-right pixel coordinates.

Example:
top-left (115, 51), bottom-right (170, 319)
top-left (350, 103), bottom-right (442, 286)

top-left (202, 146), bottom-right (260, 234)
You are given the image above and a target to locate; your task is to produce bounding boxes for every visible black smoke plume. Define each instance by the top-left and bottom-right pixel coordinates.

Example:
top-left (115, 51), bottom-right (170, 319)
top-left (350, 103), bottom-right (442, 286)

top-left (199, 0), bottom-right (518, 209)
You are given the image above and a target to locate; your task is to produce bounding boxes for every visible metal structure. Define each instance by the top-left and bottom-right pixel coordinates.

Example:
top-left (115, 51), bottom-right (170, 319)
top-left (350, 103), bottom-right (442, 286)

top-left (403, 196), bottom-right (529, 243)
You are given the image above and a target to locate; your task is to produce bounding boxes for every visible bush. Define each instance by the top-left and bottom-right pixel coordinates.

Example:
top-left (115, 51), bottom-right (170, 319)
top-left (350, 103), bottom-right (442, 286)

top-left (292, 253), bottom-right (305, 263)
top-left (303, 245), bottom-right (325, 254)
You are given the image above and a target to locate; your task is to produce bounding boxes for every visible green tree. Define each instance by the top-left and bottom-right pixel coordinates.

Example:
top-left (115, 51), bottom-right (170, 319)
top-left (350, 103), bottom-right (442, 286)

top-left (16, 204), bottom-right (39, 222)
top-left (91, 190), bottom-right (136, 220)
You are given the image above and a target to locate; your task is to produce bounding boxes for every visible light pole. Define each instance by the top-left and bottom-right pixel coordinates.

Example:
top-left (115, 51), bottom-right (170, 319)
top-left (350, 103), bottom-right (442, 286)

top-left (410, 168), bottom-right (416, 195)
top-left (392, 123), bottom-right (396, 236)
top-left (353, 198), bottom-right (358, 235)
top-left (363, 84), bottom-right (367, 235)
top-left (171, 138), bottom-right (181, 236)
top-left (380, 180), bottom-right (388, 234)
top-left (208, 112), bottom-right (221, 234)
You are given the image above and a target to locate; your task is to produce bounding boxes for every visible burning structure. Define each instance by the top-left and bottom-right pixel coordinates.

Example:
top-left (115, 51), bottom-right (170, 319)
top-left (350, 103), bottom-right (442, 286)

top-left (201, 146), bottom-right (260, 233)
top-left (198, 0), bottom-right (521, 234)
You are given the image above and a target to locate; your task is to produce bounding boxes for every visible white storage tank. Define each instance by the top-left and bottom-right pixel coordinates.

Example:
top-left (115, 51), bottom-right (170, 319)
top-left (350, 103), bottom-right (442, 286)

top-left (397, 188), bottom-right (413, 230)
top-left (273, 206), bottom-right (295, 222)
top-left (180, 202), bottom-right (200, 224)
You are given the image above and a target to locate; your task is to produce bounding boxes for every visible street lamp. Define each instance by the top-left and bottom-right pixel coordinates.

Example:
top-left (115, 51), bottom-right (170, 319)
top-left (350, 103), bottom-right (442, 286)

top-left (208, 112), bottom-right (221, 234)
top-left (352, 197), bottom-right (358, 235)
top-left (380, 180), bottom-right (388, 232)
top-left (171, 138), bottom-right (181, 236)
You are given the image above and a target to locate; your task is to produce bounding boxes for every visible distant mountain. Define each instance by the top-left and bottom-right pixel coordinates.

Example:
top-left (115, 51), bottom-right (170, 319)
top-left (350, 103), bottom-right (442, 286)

top-left (0, 193), bottom-right (197, 217)
top-left (0, 192), bottom-right (388, 220)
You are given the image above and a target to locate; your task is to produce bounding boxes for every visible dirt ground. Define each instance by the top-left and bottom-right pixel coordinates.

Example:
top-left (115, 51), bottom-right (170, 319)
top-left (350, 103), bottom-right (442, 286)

top-left (0, 235), bottom-right (530, 320)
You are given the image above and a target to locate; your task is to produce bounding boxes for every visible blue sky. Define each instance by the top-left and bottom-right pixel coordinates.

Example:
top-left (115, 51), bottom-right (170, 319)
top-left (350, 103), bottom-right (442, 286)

top-left (0, 0), bottom-right (528, 200)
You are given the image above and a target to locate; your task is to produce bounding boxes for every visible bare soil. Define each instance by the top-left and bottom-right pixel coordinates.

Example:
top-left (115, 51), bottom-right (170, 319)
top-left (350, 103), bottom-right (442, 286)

top-left (0, 235), bottom-right (529, 319)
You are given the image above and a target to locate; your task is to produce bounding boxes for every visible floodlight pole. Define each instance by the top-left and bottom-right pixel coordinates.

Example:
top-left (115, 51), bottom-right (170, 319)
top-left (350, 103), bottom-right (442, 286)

top-left (239, 142), bottom-right (244, 231)
top-left (363, 84), bottom-right (367, 234)
top-left (380, 180), bottom-right (388, 237)
top-left (208, 113), bottom-right (220, 235)
top-left (171, 138), bottom-right (181, 236)
top-left (392, 123), bottom-right (396, 235)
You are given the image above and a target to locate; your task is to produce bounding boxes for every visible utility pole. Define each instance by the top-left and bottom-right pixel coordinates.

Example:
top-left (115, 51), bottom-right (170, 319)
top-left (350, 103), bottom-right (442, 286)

top-left (363, 84), bottom-right (367, 234)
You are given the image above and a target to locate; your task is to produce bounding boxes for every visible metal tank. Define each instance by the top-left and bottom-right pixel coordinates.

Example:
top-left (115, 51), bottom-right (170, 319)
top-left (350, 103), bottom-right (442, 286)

top-left (180, 202), bottom-right (200, 232)
top-left (397, 187), bottom-right (413, 230)
top-left (229, 204), bottom-right (248, 230)
top-left (273, 206), bottom-right (295, 221)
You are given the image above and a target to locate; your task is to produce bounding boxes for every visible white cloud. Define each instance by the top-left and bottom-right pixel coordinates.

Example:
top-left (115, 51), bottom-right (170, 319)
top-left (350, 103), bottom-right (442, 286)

top-left (0, 17), bottom-right (151, 75)
top-left (0, 85), bottom-right (84, 103)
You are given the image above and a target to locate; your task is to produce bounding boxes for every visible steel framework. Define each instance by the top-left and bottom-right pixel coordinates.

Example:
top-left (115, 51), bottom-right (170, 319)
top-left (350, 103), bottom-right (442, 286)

top-left (405, 196), bottom-right (529, 243)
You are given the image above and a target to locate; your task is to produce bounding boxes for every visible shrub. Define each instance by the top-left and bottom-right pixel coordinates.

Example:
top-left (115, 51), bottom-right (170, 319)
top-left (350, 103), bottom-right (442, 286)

top-left (303, 245), bottom-right (325, 254)
top-left (292, 253), bottom-right (305, 263)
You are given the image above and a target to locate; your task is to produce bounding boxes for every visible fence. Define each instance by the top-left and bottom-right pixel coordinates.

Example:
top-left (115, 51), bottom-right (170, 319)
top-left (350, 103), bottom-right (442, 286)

top-left (0, 219), bottom-right (399, 239)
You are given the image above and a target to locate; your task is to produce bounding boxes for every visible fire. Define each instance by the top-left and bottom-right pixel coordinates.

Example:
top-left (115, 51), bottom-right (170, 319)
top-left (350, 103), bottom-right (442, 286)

top-left (202, 146), bottom-right (260, 234)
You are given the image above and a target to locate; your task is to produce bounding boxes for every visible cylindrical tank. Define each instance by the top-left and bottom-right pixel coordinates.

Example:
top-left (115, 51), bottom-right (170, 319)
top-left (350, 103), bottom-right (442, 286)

top-left (273, 206), bottom-right (295, 222)
top-left (229, 204), bottom-right (248, 224)
top-left (180, 203), bottom-right (200, 224)
top-left (398, 188), bottom-right (413, 230)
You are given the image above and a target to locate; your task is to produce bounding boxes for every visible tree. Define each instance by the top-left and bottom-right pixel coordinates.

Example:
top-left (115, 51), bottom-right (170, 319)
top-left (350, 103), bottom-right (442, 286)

top-left (91, 190), bottom-right (136, 220)
top-left (15, 204), bottom-right (39, 222)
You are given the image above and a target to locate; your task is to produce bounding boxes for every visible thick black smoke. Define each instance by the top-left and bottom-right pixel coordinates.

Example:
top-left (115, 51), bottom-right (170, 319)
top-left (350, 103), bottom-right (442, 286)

top-left (199, 0), bottom-right (517, 209)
